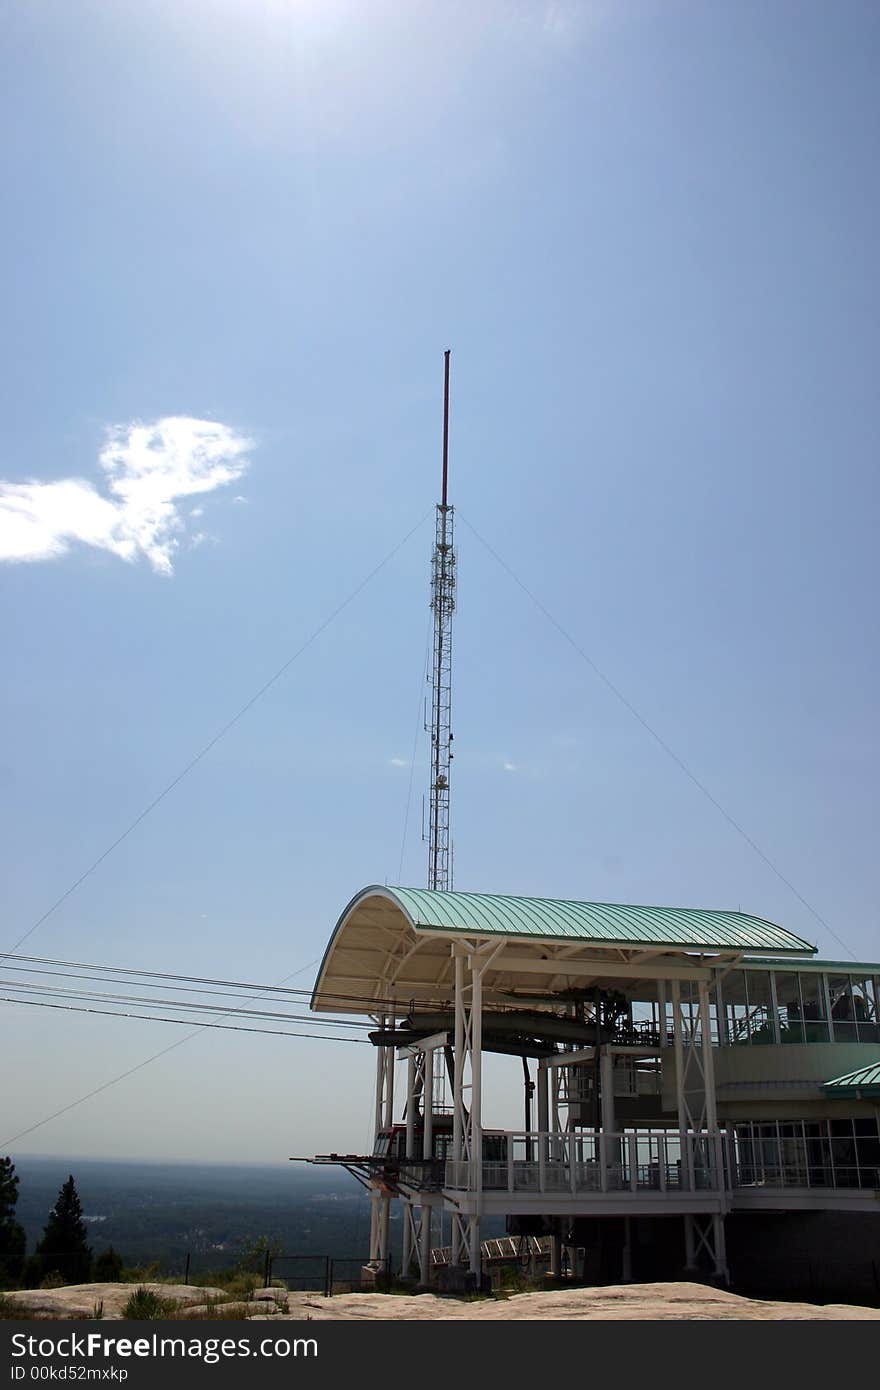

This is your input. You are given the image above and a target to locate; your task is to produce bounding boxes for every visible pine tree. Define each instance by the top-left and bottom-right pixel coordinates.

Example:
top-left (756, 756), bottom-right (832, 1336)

top-left (34, 1175), bottom-right (92, 1285)
top-left (0, 1156), bottom-right (26, 1286)
top-left (92, 1246), bottom-right (123, 1282)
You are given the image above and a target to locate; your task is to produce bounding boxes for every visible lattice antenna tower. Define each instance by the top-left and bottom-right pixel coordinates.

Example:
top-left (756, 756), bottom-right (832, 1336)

top-left (426, 349), bottom-right (456, 892)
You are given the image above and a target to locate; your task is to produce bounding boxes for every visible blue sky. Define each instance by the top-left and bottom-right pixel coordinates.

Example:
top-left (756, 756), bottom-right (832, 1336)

top-left (1, 0), bottom-right (878, 1162)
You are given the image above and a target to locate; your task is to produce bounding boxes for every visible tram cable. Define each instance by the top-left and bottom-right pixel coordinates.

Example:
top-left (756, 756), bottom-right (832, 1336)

top-left (0, 951), bottom-right (326, 1148)
top-left (0, 978), bottom-right (372, 1026)
top-left (0, 952), bottom-right (463, 1015)
top-left (0, 995), bottom-right (369, 1044)
top-left (2, 509), bottom-right (431, 965)
top-left (460, 511), bottom-right (856, 962)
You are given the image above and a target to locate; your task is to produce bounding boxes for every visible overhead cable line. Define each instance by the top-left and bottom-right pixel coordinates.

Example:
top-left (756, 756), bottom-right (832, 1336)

top-left (0, 968), bottom-right (370, 1019)
top-left (397, 615), bottom-right (433, 884)
top-left (1, 952), bottom-right (457, 1014)
top-left (3, 509), bottom-right (431, 963)
top-left (459, 512), bottom-right (855, 962)
top-left (0, 956), bottom-right (321, 1148)
top-left (0, 995), bottom-right (368, 1043)
top-left (0, 978), bottom-right (370, 1027)
top-left (4, 953), bottom-right (328, 995)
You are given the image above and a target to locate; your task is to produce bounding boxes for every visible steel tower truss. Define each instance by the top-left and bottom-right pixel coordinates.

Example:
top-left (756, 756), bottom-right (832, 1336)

top-left (427, 350), bottom-right (455, 893)
top-left (427, 502), bottom-right (455, 890)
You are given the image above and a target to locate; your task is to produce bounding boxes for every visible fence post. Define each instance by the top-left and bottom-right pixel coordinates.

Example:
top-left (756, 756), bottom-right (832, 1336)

top-left (324, 1255), bottom-right (331, 1297)
top-left (263, 1250), bottom-right (271, 1288)
top-left (183, 1253), bottom-right (190, 1284)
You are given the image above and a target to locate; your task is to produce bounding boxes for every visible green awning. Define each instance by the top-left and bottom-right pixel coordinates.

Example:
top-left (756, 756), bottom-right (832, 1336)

top-left (312, 886), bottom-right (817, 1014)
top-left (822, 1064), bottom-right (880, 1099)
top-left (382, 885), bottom-right (815, 954)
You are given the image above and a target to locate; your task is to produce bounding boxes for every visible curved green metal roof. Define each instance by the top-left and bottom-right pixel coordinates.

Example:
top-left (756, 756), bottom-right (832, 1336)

top-left (377, 886), bottom-right (815, 954)
top-left (822, 1063), bottom-right (880, 1099)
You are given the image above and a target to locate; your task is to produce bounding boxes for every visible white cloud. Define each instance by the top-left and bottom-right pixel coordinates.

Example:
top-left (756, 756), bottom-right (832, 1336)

top-left (503, 761), bottom-right (518, 773)
top-left (389, 757), bottom-right (409, 768)
top-left (0, 416), bottom-right (253, 575)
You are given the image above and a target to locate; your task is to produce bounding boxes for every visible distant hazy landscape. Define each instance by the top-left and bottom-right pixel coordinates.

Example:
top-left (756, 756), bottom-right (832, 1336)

top-left (13, 1157), bottom-right (375, 1278)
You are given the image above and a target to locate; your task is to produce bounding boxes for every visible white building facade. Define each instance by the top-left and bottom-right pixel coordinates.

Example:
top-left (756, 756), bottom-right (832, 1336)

top-left (310, 886), bottom-right (880, 1294)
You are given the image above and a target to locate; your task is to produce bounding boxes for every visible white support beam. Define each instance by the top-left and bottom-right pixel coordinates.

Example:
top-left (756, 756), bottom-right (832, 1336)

top-left (405, 1054), bottom-right (417, 1158)
top-left (397, 1030), bottom-right (451, 1059)
top-left (546, 1047), bottom-right (596, 1069)
top-left (671, 982), bottom-right (692, 1191)
top-left (451, 950), bottom-right (467, 1266)
top-left (419, 1205), bottom-right (433, 1286)
top-left (487, 956), bottom-right (712, 982)
top-left (373, 1019), bottom-right (387, 1140)
top-left (469, 966), bottom-right (483, 1277)
top-left (423, 1048), bottom-right (434, 1160)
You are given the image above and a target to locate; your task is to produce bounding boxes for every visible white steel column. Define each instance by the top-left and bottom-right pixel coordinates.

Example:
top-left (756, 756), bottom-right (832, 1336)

top-left (419, 1207), bottom-right (432, 1286)
top-left (468, 964), bottom-right (483, 1276)
top-left (451, 950), bottom-right (466, 1266)
top-left (447, 940), bottom-right (502, 1282)
top-left (380, 1023), bottom-right (394, 1274)
top-left (383, 1037), bottom-right (395, 1130)
top-left (418, 1043), bottom-right (435, 1285)
top-left (368, 1018), bottom-right (387, 1264)
top-left (699, 980), bottom-right (725, 1202)
top-left (368, 1193), bottom-right (381, 1263)
top-left (401, 1053), bottom-right (418, 1279)
top-left (373, 1019), bottom-right (387, 1138)
top-left (537, 1057), bottom-right (549, 1174)
top-left (714, 970), bottom-right (728, 1046)
top-left (537, 1058), bottom-right (549, 1130)
top-left (378, 1196), bottom-right (390, 1275)
top-left (600, 1049), bottom-right (615, 1133)
top-left (405, 1054), bottom-right (417, 1156)
top-left (768, 971), bottom-right (781, 1045)
top-left (423, 1048), bottom-right (434, 1160)
top-left (671, 981), bottom-right (691, 1190)
top-left (600, 1047), bottom-right (618, 1186)
top-left (699, 982), bottom-right (729, 1281)
top-left (369, 1017), bottom-right (395, 1273)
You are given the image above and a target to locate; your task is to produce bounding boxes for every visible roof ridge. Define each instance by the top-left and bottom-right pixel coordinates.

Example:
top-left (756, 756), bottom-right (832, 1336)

top-left (390, 884), bottom-right (786, 928)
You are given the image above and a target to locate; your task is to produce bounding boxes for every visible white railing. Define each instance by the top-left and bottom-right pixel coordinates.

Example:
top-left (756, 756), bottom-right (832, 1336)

top-left (443, 1129), bottom-right (723, 1195)
top-left (440, 1128), bottom-right (880, 1197)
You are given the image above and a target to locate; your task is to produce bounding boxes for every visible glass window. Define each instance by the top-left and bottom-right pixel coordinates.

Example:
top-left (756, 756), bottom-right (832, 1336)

top-left (850, 977), bottom-right (878, 1043)
top-left (774, 972), bottom-right (804, 1043)
top-left (723, 971), bottom-right (750, 1045)
top-left (828, 974), bottom-right (857, 1042)
top-left (798, 973), bottom-right (829, 1042)
top-left (743, 972), bottom-right (776, 1044)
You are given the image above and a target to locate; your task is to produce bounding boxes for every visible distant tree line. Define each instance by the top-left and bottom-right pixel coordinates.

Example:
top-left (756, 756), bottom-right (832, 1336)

top-left (0, 1156), bottom-right (122, 1289)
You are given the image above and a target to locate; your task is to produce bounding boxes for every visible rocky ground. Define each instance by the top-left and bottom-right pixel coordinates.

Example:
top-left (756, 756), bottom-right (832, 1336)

top-left (3, 1281), bottom-right (880, 1320)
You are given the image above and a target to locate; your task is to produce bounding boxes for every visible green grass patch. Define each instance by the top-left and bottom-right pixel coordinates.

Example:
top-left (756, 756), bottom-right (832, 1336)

top-left (122, 1287), bottom-right (180, 1320)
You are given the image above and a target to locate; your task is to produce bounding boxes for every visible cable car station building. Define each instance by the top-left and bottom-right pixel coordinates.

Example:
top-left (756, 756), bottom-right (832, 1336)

top-left (310, 885), bottom-right (880, 1293)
